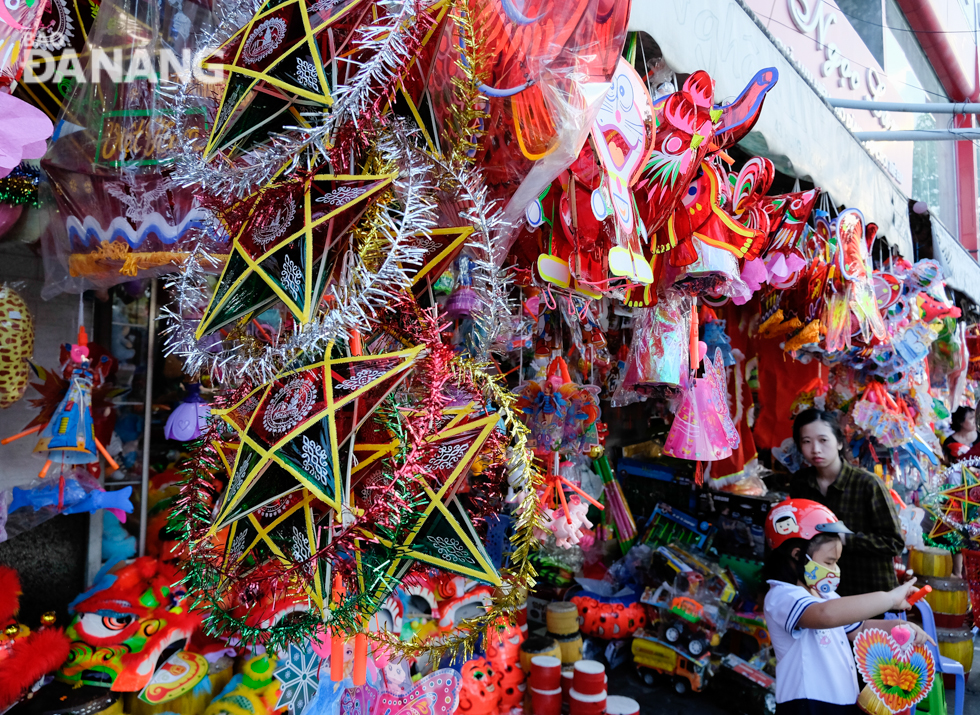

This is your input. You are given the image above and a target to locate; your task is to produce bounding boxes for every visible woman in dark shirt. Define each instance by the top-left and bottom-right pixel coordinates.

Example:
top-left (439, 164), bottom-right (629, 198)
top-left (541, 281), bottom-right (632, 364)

top-left (943, 404), bottom-right (978, 463)
top-left (788, 409), bottom-right (905, 597)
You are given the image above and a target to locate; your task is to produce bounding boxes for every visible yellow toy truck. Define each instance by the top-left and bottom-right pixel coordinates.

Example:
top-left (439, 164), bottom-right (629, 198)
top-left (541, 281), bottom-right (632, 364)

top-left (631, 629), bottom-right (711, 695)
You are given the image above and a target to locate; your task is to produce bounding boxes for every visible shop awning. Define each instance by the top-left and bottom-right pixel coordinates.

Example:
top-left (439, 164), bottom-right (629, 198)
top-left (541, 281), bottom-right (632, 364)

top-left (932, 217), bottom-right (980, 305)
top-left (629, 0), bottom-right (914, 258)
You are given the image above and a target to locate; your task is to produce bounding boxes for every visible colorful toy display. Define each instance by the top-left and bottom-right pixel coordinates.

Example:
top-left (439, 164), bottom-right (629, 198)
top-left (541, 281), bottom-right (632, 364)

top-left (4, 0), bottom-right (980, 713)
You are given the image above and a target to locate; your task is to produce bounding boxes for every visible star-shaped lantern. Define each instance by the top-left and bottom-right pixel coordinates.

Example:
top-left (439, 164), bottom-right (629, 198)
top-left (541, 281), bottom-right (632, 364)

top-left (221, 488), bottom-right (329, 608)
top-left (204, 0), bottom-right (368, 158)
top-left (351, 406), bottom-right (503, 591)
top-left (196, 171), bottom-right (395, 338)
top-left (210, 343), bottom-right (424, 531)
top-left (929, 463), bottom-right (980, 541)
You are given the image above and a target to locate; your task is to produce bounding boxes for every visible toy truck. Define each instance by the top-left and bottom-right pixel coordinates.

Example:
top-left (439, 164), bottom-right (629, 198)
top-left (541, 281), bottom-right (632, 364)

top-left (631, 630), bottom-right (711, 695)
top-left (713, 653), bottom-right (776, 715)
top-left (661, 596), bottom-right (722, 657)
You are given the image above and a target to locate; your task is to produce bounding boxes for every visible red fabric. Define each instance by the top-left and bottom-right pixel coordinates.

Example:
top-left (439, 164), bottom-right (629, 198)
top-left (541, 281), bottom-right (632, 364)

top-left (751, 336), bottom-right (826, 450)
top-left (709, 304), bottom-right (758, 483)
top-left (0, 628), bottom-right (71, 709)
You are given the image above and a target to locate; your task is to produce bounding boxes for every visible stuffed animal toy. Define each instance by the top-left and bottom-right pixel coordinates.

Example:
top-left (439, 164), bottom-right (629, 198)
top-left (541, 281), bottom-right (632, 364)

top-left (538, 495), bottom-right (594, 549)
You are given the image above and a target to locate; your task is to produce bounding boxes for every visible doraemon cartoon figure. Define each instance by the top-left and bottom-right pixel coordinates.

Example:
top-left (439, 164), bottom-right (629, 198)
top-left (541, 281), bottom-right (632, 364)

top-left (590, 58), bottom-right (655, 283)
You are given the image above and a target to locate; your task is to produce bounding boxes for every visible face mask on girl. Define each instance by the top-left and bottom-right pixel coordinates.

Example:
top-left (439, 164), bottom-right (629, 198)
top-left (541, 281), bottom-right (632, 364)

top-left (803, 558), bottom-right (841, 596)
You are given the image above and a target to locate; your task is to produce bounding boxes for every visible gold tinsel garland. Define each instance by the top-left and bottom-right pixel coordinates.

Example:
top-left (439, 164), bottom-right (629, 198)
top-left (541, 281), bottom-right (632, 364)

top-left (362, 354), bottom-right (544, 664)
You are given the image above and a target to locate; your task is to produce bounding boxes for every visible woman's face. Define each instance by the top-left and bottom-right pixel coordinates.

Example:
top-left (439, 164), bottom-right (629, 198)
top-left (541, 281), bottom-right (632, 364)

top-left (798, 420), bottom-right (841, 469)
top-left (970, 409), bottom-right (978, 431)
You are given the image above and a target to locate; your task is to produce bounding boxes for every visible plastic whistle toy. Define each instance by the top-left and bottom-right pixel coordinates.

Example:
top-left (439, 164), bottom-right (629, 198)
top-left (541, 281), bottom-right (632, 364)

top-left (906, 585), bottom-right (932, 607)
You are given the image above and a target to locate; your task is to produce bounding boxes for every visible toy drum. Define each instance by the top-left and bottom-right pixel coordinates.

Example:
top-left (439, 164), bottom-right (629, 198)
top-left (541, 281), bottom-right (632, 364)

top-left (519, 635), bottom-right (561, 673)
top-left (606, 695), bottom-right (642, 714)
top-left (555, 632), bottom-right (583, 665)
top-left (572, 660), bottom-right (606, 696)
top-left (561, 669), bottom-right (574, 701)
top-left (858, 684), bottom-right (899, 715)
top-left (937, 626), bottom-right (974, 676)
top-left (546, 601), bottom-right (580, 636)
top-left (530, 655), bottom-right (562, 690)
top-left (920, 576), bottom-right (970, 627)
top-left (569, 688), bottom-right (607, 715)
top-left (530, 687), bottom-right (562, 715)
top-left (909, 547), bottom-right (953, 578)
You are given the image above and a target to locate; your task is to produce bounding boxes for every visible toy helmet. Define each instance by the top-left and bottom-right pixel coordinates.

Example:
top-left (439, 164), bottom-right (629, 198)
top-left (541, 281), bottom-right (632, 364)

top-left (765, 499), bottom-right (852, 550)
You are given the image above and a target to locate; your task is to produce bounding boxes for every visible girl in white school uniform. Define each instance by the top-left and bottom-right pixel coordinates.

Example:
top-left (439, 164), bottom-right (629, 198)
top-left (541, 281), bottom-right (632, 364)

top-left (763, 499), bottom-right (930, 715)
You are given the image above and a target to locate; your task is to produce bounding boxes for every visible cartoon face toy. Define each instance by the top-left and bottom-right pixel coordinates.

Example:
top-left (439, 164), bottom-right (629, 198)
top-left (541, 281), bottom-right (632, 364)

top-left (591, 58), bottom-right (655, 236)
top-left (458, 657), bottom-right (501, 714)
top-left (770, 504), bottom-right (800, 537)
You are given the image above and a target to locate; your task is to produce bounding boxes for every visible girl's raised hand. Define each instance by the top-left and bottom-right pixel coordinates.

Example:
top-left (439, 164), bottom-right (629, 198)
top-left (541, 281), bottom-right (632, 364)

top-left (888, 578), bottom-right (918, 610)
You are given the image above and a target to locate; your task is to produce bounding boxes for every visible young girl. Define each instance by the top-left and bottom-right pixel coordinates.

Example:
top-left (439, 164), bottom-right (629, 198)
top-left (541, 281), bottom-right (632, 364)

top-left (763, 499), bottom-right (930, 715)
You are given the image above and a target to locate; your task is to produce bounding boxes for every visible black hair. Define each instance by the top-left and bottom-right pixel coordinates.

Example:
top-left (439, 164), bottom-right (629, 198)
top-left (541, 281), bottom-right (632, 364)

top-left (951, 406), bottom-right (976, 432)
top-left (793, 408), bottom-right (844, 451)
top-left (763, 533), bottom-right (842, 587)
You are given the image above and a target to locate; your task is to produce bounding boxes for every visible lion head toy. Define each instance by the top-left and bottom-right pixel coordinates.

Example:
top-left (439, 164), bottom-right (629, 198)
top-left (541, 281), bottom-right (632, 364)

top-left (59, 557), bottom-right (205, 691)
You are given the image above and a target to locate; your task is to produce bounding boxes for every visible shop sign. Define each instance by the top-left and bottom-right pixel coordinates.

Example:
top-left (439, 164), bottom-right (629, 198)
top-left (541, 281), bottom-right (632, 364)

top-left (743, 0), bottom-right (914, 195)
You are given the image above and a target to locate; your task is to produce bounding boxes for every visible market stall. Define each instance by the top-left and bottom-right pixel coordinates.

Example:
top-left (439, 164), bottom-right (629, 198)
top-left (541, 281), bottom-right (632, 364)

top-left (0, 1), bottom-right (977, 714)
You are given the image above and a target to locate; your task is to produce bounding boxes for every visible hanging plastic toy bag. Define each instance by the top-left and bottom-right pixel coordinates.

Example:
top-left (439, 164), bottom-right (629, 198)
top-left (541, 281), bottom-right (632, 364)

top-left (40, 0), bottom-right (223, 294)
top-left (836, 209), bottom-right (887, 343)
top-left (663, 346), bottom-right (739, 463)
top-left (618, 293), bottom-right (691, 398)
top-left (427, 0), bottom-right (631, 258)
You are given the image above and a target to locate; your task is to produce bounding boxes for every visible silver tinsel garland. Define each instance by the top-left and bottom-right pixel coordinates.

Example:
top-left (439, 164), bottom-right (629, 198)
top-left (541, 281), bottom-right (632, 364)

top-left (329, 0), bottom-right (436, 132)
top-left (162, 122), bottom-right (436, 383)
top-left (434, 156), bottom-right (518, 360)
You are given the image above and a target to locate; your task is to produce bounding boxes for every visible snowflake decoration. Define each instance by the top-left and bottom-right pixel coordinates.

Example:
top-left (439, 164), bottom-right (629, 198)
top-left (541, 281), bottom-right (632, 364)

top-left (280, 255), bottom-right (303, 297)
top-left (275, 643), bottom-right (321, 714)
top-left (291, 525), bottom-right (315, 575)
top-left (336, 369), bottom-right (385, 391)
top-left (295, 57), bottom-right (320, 90)
top-left (428, 536), bottom-right (475, 564)
top-left (301, 435), bottom-right (332, 487)
top-left (428, 442), bottom-right (469, 471)
top-left (229, 460), bottom-right (249, 497)
top-left (228, 531), bottom-right (248, 563)
top-left (315, 186), bottom-right (368, 207)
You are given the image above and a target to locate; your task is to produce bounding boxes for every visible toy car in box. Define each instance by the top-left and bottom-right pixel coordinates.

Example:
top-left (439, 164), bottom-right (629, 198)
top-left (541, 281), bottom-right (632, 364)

top-left (631, 629), bottom-right (711, 695)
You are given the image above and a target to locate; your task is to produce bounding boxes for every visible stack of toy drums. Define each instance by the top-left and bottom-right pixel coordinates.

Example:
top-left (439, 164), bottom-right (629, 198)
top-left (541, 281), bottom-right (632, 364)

top-left (519, 634), bottom-right (561, 673)
top-left (546, 601), bottom-right (583, 667)
top-left (529, 655), bottom-right (563, 715)
top-left (909, 546), bottom-right (973, 683)
top-left (569, 660), bottom-right (607, 714)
